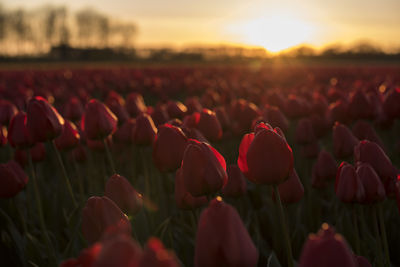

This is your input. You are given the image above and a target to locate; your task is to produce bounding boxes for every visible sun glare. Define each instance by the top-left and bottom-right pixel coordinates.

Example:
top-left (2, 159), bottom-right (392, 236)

top-left (227, 14), bottom-right (316, 53)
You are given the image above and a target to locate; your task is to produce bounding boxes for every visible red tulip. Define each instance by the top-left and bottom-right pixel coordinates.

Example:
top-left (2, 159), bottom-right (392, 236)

top-left (166, 100), bottom-right (187, 120)
top-left (63, 97), bottom-right (84, 122)
top-left (126, 92), bottom-right (147, 118)
top-left (301, 141), bottom-right (320, 159)
top-left (181, 139), bottom-right (227, 197)
top-left (0, 125), bottom-right (7, 147)
top-left (310, 114), bottom-right (330, 138)
top-left (133, 113), bottom-right (157, 146)
top-left (26, 96), bottom-right (64, 142)
top-left (60, 243), bottom-right (102, 267)
top-left (354, 140), bottom-right (396, 182)
top-left (185, 96), bottom-right (203, 114)
top-left (222, 164), bottom-right (247, 198)
top-left (311, 150), bottom-right (337, 188)
top-left (195, 197), bottom-right (258, 267)
top-left (352, 120), bottom-right (385, 151)
top-left (105, 91), bottom-right (129, 125)
top-left (0, 160), bottom-right (29, 198)
top-left (356, 162), bottom-right (385, 204)
top-left (335, 162), bottom-right (365, 203)
top-left (105, 174), bottom-right (143, 215)
top-left (332, 122), bottom-right (359, 159)
top-left (54, 120), bottom-right (80, 151)
top-left (214, 106), bottom-right (230, 131)
top-left (152, 124), bottom-right (188, 172)
top-left (348, 90), bottom-right (373, 120)
top-left (150, 104), bottom-right (169, 127)
top-left (275, 169), bottom-right (304, 204)
top-left (81, 99), bottom-right (118, 140)
top-left (93, 234), bottom-right (142, 267)
top-left (0, 99), bottom-right (17, 126)
top-left (383, 87), bottom-right (400, 119)
top-left (8, 112), bottom-right (33, 149)
top-left (328, 100), bottom-right (349, 125)
top-left (86, 136), bottom-right (113, 152)
top-left (82, 196), bottom-right (131, 244)
top-left (175, 167), bottom-right (207, 210)
top-left (298, 223), bottom-right (357, 267)
top-left (113, 119), bottom-right (136, 144)
top-left (230, 99), bottom-right (260, 134)
top-left (139, 237), bottom-right (179, 267)
top-left (196, 109), bottom-right (222, 141)
top-left (238, 123), bottom-right (293, 185)
top-left (295, 118), bottom-right (316, 144)
top-left (263, 105), bottom-right (289, 132)
top-left (14, 142), bottom-right (46, 166)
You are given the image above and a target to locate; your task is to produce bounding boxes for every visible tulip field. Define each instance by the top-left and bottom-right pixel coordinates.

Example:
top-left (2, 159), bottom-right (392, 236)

top-left (0, 63), bottom-right (400, 267)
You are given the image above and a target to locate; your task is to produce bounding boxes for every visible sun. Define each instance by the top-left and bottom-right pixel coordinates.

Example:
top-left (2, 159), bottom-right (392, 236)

top-left (227, 14), bottom-right (316, 53)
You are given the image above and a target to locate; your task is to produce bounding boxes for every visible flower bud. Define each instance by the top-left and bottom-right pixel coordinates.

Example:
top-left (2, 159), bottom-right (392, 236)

top-left (55, 120), bottom-right (80, 151)
top-left (222, 164), bottom-right (247, 198)
top-left (133, 113), bottom-right (157, 146)
top-left (0, 160), bottom-right (29, 198)
top-left (335, 162), bottom-right (365, 203)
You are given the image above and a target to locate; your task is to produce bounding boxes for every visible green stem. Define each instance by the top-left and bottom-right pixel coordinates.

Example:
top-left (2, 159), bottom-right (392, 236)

top-left (27, 149), bottom-right (58, 264)
top-left (377, 204), bottom-right (390, 266)
top-left (103, 138), bottom-right (116, 174)
top-left (352, 204), bottom-right (360, 254)
top-left (51, 141), bottom-right (77, 208)
top-left (273, 185), bottom-right (293, 267)
top-left (372, 206), bottom-right (383, 267)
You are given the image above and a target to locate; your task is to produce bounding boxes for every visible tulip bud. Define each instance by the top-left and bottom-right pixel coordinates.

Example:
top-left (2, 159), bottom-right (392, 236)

top-left (354, 140), bottom-right (396, 182)
top-left (230, 99), bottom-right (260, 134)
top-left (113, 119), bottom-right (136, 144)
top-left (81, 99), bottom-right (118, 140)
top-left (383, 88), bottom-right (400, 120)
top-left (152, 124), bottom-right (188, 172)
top-left (298, 223), bottom-right (357, 267)
top-left (185, 96), bottom-right (203, 114)
top-left (166, 101), bottom-right (187, 120)
top-left (222, 164), bottom-right (247, 198)
top-left (26, 96), bottom-right (64, 142)
top-left (0, 125), bottom-right (7, 147)
top-left (150, 104), bottom-right (169, 127)
top-left (82, 196), bottom-right (132, 244)
top-left (54, 120), bottom-right (80, 151)
top-left (238, 123), bottom-right (293, 185)
top-left (214, 106), bottom-right (230, 131)
top-left (105, 174), bottom-right (143, 215)
top-left (335, 162), bottom-right (365, 203)
top-left (14, 142), bottom-right (46, 167)
top-left (0, 99), bottom-right (18, 126)
top-left (263, 105), bottom-right (289, 132)
top-left (348, 90), bottom-right (373, 120)
top-left (60, 243), bottom-right (102, 267)
top-left (356, 163), bottom-right (385, 204)
top-left (93, 234), bottom-right (142, 267)
top-left (139, 237), bottom-right (179, 267)
top-left (295, 118), bottom-right (316, 144)
top-left (195, 197), bottom-right (258, 267)
top-left (126, 92), bottom-right (147, 118)
top-left (0, 160), bottom-right (29, 198)
top-left (275, 169), bottom-right (304, 204)
top-left (354, 255), bottom-right (372, 267)
top-left (332, 122), bottom-right (359, 159)
top-left (352, 120), bottom-right (385, 151)
top-left (133, 113), bottom-right (157, 146)
top-left (8, 112), bottom-right (33, 149)
top-left (312, 150), bottom-right (337, 188)
top-left (181, 139), bottom-right (227, 197)
top-left (196, 109), bottom-right (222, 141)
top-left (175, 167), bottom-right (207, 210)
top-left (63, 97), bottom-right (84, 122)
top-left (328, 100), bottom-right (349, 124)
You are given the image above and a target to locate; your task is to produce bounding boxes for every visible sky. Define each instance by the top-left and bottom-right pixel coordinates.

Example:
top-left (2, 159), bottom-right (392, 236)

top-left (3, 0), bottom-right (400, 52)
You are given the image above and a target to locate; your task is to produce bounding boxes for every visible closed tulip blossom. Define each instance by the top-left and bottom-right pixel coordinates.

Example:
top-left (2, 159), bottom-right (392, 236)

top-left (263, 105), bottom-right (289, 132)
top-left (295, 118), bottom-right (316, 144)
top-left (347, 90), bottom-right (373, 120)
top-left (139, 237), bottom-right (179, 267)
top-left (332, 122), bottom-right (359, 159)
top-left (152, 124), bottom-right (188, 172)
top-left (335, 162), bottom-right (365, 203)
top-left (133, 113), bottom-right (157, 146)
top-left (82, 196), bottom-right (132, 244)
top-left (196, 109), bottom-right (223, 141)
top-left (126, 92), bottom-right (147, 118)
top-left (54, 120), bottom-right (80, 151)
top-left (63, 97), bottom-right (84, 122)
top-left (275, 169), bottom-right (304, 204)
top-left (299, 223), bottom-right (357, 267)
top-left (113, 119), bottom-right (136, 144)
top-left (0, 160), bottom-right (29, 198)
top-left (0, 99), bottom-right (18, 125)
top-left (354, 140), bottom-right (396, 182)
top-left (105, 174), bottom-right (143, 215)
top-left (181, 139), bottom-right (227, 197)
top-left (356, 163), bottom-right (385, 204)
top-left (166, 100), bottom-right (187, 120)
top-left (312, 150), bottom-right (337, 188)
top-left (8, 112), bottom-right (33, 149)
top-left (0, 125), bottom-right (7, 147)
top-left (14, 142), bottom-right (46, 167)
top-left (81, 99), bottom-right (118, 140)
top-left (222, 164), bottom-right (247, 198)
top-left (195, 197), bottom-right (258, 267)
top-left (60, 243), bottom-right (102, 267)
top-left (383, 88), bottom-right (400, 120)
top-left (26, 96), bottom-right (65, 142)
top-left (238, 123), bottom-right (293, 185)
top-left (352, 120), bottom-right (385, 150)
top-left (175, 167), bottom-right (208, 210)
top-left (105, 91), bottom-right (129, 125)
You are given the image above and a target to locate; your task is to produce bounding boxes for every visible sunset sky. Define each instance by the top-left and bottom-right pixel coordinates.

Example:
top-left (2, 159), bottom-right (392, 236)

top-left (4, 0), bottom-right (400, 52)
